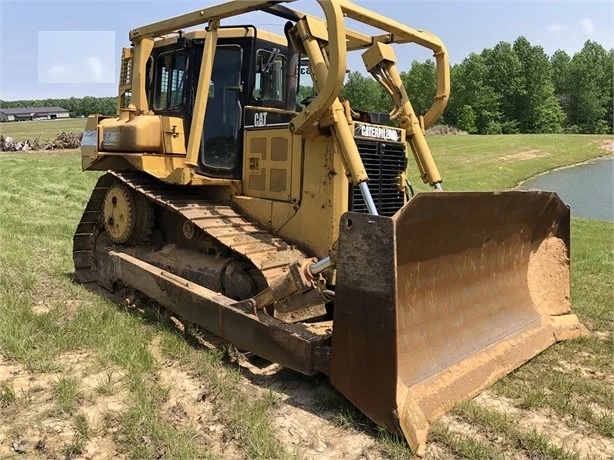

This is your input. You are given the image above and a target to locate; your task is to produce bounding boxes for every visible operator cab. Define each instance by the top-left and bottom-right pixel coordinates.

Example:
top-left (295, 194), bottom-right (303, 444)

top-left (145, 26), bottom-right (300, 179)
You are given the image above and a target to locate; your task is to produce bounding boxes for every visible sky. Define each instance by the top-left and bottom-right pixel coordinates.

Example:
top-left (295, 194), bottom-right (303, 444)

top-left (0, 0), bottom-right (612, 101)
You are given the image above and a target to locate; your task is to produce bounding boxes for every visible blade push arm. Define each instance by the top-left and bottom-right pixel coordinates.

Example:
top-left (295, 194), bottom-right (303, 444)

top-left (340, 0), bottom-right (450, 131)
top-left (286, 0), bottom-right (450, 191)
top-left (287, 2), bottom-right (379, 216)
top-left (363, 42), bottom-right (445, 188)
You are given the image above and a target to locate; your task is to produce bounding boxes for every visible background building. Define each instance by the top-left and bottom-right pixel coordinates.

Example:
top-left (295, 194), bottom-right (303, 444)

top-left (0, 107), bottom-right (70, 122)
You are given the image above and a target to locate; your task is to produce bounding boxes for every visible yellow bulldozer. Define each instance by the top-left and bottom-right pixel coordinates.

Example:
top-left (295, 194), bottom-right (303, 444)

top-left (73, 0), bottom-right (586, 454)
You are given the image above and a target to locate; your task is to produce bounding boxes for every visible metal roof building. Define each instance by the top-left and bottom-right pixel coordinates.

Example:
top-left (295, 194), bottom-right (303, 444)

top-left (0, 106), bottom-right (70, 122)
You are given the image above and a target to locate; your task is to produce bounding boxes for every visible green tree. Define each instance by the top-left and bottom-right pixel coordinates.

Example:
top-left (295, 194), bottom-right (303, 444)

top-left (566, 40), bottom-right (611, 133)
top-left (341, 71), bottom-right (387, 113)
top-left (456, 105), bottom-right (477, 132)
top-left (0, 96), bottom-right (117, 117)
top-left (481, 41), bottom-right (523, 129)
top-left (445, 53), bottom-right (501, 134)
top-left (550, 50), bottom-right (572, 126)
top-left (400, 60), bottom-right (437, 117)
top-left (606, 49), bottom-right (614, 133)
top-left (296, 85), bottom-right (314, 105)
top-left (512, 37), bottom-right (564, 133)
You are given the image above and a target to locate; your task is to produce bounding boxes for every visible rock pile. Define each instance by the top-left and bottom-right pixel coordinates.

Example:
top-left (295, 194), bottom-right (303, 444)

top-left (426, 124), bottom-right (468, 135)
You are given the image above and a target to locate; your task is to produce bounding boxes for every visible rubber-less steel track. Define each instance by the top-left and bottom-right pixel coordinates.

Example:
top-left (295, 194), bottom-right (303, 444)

top-left (72, 171), bottom-right (308, 287)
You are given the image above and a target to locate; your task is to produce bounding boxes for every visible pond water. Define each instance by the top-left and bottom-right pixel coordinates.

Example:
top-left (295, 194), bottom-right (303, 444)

top-left (518, 157), bottom-right (613, 222)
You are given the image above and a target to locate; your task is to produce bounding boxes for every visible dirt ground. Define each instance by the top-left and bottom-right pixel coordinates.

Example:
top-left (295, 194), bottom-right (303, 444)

top-left (0, 346), bottom-right (399, 459)
top-left (2, 324), bottom-right (612, 460)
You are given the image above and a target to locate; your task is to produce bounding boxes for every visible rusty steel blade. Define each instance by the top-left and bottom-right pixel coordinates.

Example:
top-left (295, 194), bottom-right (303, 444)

top-left (329, 191), bottom-right (586, 456)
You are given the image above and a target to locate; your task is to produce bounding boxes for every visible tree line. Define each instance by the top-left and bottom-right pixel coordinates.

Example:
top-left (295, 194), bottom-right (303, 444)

top-left (0, 96), bottom-right (117, 118)
top-left (2, 37), bottom-right (611, 134)
top-left (338, 38), bottom-right (613, 134)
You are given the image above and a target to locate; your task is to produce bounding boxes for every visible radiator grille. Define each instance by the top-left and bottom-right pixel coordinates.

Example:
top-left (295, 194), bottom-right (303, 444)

top-left (349, 140), bottom-right (406, 217)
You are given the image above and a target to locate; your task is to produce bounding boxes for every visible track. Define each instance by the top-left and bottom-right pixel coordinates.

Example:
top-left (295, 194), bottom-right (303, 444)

top-left (72, 170), bottom-right (308, 290)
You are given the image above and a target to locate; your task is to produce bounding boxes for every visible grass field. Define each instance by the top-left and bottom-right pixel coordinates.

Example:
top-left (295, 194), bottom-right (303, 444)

top-left (0, 130), bottom-right (612, 459)
top-left (414, 133), bottom-right (613, 191)
top-left (0, 118), bottom-right (86, 141)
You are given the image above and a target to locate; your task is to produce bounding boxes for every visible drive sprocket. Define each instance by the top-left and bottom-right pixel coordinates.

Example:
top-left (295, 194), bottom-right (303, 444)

top-left (103, 182), bottom-right (136, 244)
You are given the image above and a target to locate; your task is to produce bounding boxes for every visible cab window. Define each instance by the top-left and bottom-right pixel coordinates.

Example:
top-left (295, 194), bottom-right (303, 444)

top-left (154, 52), bottom-right (188, 110)
top-left (253, 49), bottom-right (286, 103)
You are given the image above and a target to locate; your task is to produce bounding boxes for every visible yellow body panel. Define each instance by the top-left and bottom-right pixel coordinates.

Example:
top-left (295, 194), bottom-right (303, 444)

top-left (242, 128), bottom-right (299, 203)
top-left (161, 117), bottom-right (186, 155)
top-left (93, 113), bottom-right (186, 155)
top-left (100, 115), bottom-right (161, 153)
top-left (235, 135), bottom-right (349, 259)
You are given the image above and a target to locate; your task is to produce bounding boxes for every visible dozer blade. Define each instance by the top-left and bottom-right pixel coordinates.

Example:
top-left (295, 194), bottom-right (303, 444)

top-left (329, 191), bottom-right (586, 456)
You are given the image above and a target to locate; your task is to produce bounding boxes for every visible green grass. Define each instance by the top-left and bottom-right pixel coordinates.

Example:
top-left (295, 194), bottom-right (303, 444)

top-left (52, 377), bottom-right (83, 414)
top-left (413, 133), bottom-right (610, 191)
top-left (0, 149), bottom-right (288, 457)
top-left (0, 151), bottom-right (215, 456)
top-left (451, 401), bottom-right (581, 460)
top-left (0, 133), bottom-right (612, 458)
top-left (570, 218), bottom-right (614, 330)
top-left (0, 118), bottom-right (86, 140)
top-left (116, 375), bottom-right (214, 460)
top-left (0, 382), bottom-right (16, 408)
top-left (429, 423), bottom-right (507, 460)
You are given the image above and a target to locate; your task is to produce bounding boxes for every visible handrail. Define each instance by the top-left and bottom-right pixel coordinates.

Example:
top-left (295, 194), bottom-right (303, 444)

top-left (129, 0), bottom-right (298, 41)
top-left (128, 0), bottom-right (449, 128)
top-left (339, 0), bottom-right (450, 129)
top-left (266, 0), bottom-right (451, 128)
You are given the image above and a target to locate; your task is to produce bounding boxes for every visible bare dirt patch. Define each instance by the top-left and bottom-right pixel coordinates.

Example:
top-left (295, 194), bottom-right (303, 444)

top-left (440, 414), bottom-right (529, 460)
top-left (0, 351), bottom-right (126, 459)
top-left (501, 149), bottom-right (547, 161)
top-left (554, 360), bottom-right (614, 386)
top-left (32, 299), bottom-right (82, 316)
top-left (148, 339), bottom-right (245, 459)
top-left (236, 358), bottom-right (385, 459)
top-left (475, 391), bottom-right (614, 459)
top-left (271, 400), bottom-right (377, 459)
top-left (160, 365), bottom-right (244, 459)
top-left (598, 139), bottom-right (614, 153)
top-left (592, 331), bottom-right (612, 341)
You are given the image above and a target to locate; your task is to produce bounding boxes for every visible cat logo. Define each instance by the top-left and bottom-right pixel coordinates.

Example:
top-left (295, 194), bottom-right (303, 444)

top-left (254, 112), bottom-right (268, 127)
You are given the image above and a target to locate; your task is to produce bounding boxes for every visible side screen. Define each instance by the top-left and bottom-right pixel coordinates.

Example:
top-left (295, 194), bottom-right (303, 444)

top-left (153, 52), bottom-right (189, 110)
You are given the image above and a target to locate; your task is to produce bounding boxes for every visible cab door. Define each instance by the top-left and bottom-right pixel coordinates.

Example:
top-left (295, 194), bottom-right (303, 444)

top-left (198, 44), bottom-right (244, 177)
